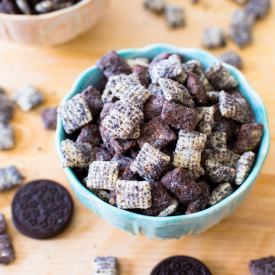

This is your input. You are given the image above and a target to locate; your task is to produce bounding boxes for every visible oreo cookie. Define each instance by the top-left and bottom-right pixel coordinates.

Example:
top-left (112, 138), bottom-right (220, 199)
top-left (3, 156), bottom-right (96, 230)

top-left (150, 255), bottom-right (212, 275)
top-left (12, 180), bottom-right (73, 239)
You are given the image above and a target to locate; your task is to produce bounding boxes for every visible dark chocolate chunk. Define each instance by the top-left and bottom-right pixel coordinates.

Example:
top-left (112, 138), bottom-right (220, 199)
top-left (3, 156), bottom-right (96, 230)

top-left (249, 255), bottom-right (275, 275)
top-left (41, 107), bottom-right (57, 130)
top-left (77, 124), bottom-right (101, 146)
top-left (82, 85), bottom-right (103, 118)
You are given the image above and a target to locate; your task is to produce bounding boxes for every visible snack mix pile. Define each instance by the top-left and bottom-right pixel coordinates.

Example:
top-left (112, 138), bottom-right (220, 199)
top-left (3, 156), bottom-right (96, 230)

top-left (59, 50), bottom-right (263, 217)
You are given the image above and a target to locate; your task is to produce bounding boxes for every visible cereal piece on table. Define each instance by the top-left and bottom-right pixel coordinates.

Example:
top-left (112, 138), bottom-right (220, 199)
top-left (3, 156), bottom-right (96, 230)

top-left (249, 256), bottom-right (275, 275)
top-left (175, 130), bottom-right (207, 150)
top-left (149, 54), bottom-right (183, 84)
top-left (186, 72), bottom-right (208, 106)
top-left (93, 256), bottom-right (119, 275)
top-left (219, 51), bottom-right (243, 70)
top-left (161, 168), bottom-right (202, 204)
top-left (186, 181), bottom-right (210, 214)
top-left (15, 0), bottom-right (31, 14)
top-left (202, 27), bottom-right (226, 49)
top-left (206, 63), bottom-right (238, 90)
top-left (207, 91), bottom-right (220, 104)
top-left (95, 146), bottom-right (113, 161)
top-left (115, 180), bottom-right (152, 209)
top-left (0, 233), bottom-right (15, 265)
top-left (0, 124), bottom-right (15, 150)
top-left (235, 151), bottom-right (255, 185)
top-left (234, 123), bottom-right (263, 154)
top-left (102, 101), bottom-right (143, 140)
top-left (196, 106), bottom-right (216, 136)
top-left (41, 107), bottom-right (57, 130)
top-left (77, 124), bottom-right (101, 146)
top-left (0, 214), bottom-right (6, 234)
top-left (0, 166), bottom-right (24, 191)
top-left (183, 60), bottom-right (213, 92)
top-left (161, 101), bottom-right (198, 131)
top-left (143, 0), bottom-right (165, 14)
top-left (86, 161), bottom-right (119, 191)
top-left (245, 0), bottom-right (271, 19)
top-left (205, 159), bottom-right (236, 183)
top-left (209, 182), bottom-right (233, 206)
top-left (0, 92), bottom-right (14, 123)
top-left (58, 93), bottom-right (93, 134)
top-left (132, 65), bottom-right (150, 87)
top-left (61, 139), bottom-right (94, 168)
top-left (14, 85), bottom-right (44, 111)
top-left (219, 91), bottom-right (251, 123)
top-left (143, 182), bottom-right (178, 217)
top-left (130, 143), bottom-right (170, 181)
top-left (207, 132), bottom-right (227, 149)
top-left (92, 189), bottom-right (110, 202)
top-left (165, 5), bottom-right (185, 28)
top-left (143, 95), bottom-right (164, 121)
top-left (158, 78), bottom-right (194, 107)
top-left (97, 51), bottom-right (132, 78)
top-left (127, 58), bottom-right (149, 68)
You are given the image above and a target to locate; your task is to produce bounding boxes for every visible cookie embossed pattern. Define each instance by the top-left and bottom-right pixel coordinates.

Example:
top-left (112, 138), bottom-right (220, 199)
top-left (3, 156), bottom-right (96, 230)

top-left (56, 44), bottom-right (269, 239)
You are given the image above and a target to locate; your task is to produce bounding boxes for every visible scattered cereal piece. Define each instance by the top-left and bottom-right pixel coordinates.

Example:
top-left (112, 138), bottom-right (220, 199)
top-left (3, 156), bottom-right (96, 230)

top-left (0, 92), bottom-right (14, 123)
top-left (86, 161), bottom-right (119, 191)
top-left (130, 143), bottom-right (170, 181)
top-left (82, 85), bottom-right (103, 118)
top-left (205, 159), bottom-right (236, 183)
top-left (0, 214), bottom-right (6, 234)
top-left (115, 180), bottom-right (152, 209)
top-left (161, 101), bottom-right (198, 130)
top-left (77, 124), bottom-right (101, 146)
top-left (61, 139), bottom-right (94, 168)
top-left (41, 107), bottom-right (57, 130)
top-left (249, 255), bottom-right (275, 275)
top-left (234, 123), bottom-right (263, 154)
top-left (202, 27), bottom-right (226, 49)
top-left (127, 58), bottom-right (149, 68)
top-left (93, 256), bottom-right (119, 275)
top-left (196, 106), bottom-right (216, 136)
top-left (0, 232), bottom-right (15, 265)
top-left (58, 93), bottom-right (93, 134)
top-left (207, 132), bottom-right (227, 149)
top-left (133, 65), bottom-right (150, 87)
top-left (143, 182), bottom-right (178, 216)
top-left (14, 85), bottom-right (44, 111)
top-left (209, 182), bottom-right (233, 206)
top-left (158, 78), bottom-right (194, 107)
top-left (143, 0), bottom-right (165, 14)
top-left (161, 168), bottom-right (202, 204)
top-left (0, 124), bottom-right (15, 150)
top-left (97, 51), bottom-right (132, 78)
top-left (165, 5), bottom-right (185, 28)
top-left (206, 63), bottom-right (238, 90)
top-left (149, 54), bottom-right (183, 84)
top-left (235, 151), bottom-right (255, 185)
top-left (245, 0), bottom-right (271, 19)
top-left (143, 95), bottom-right (164, 121)
top-left (219, 51), bottom-right (243, 70)
top-left (0, 166), bottom-right (24, 191)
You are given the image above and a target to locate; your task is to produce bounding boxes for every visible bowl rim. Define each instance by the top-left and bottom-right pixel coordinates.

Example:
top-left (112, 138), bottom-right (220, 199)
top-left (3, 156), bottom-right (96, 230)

top-left (0, 0), bottom-right (94, 20)
top-left (56, 43), bottom-right (270, 223)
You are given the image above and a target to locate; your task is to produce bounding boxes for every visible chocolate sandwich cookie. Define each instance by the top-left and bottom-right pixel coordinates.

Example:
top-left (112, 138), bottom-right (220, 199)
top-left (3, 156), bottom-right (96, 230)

top-left (12, 180), bottom-right (73, 239)
top-left (150, 255), bottom-right (212, 275)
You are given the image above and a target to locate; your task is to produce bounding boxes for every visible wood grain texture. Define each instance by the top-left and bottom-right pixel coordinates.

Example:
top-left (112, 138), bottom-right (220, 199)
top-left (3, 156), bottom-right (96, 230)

top-left (0, 0), bottom-right (274, 274)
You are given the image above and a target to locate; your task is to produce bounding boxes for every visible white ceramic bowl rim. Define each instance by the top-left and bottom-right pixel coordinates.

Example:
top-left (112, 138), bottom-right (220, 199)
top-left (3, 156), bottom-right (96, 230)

top-left (56, 44), bottom-right (270, 223)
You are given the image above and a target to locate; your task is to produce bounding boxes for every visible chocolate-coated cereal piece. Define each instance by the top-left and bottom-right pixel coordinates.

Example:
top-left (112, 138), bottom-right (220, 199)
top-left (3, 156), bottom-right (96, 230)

top-left (202, 27), bottom-right (226, 49)
top-left (95, 146), bottom-right (113, 161)
top-left (16, 0), bottom-right (31, 14)
top-left (207, 132), bottom-right (227, 149)
top-left (206, 148), bottom-right (240, 168)
top-left (97, 51), bottom-right (132, 78)
top-left (0, 214), bottom-right (6, 234)
top-left (249, 255), bottom-right (275, 275)
top-left (161, 168), bottom-right (202, 205)
top-left (245, 0), bottom-right (271, 19)
top-left (133, 65), bottom-right (150, 87)
top-left (0, 92), bottom-right (14, 123)
top-left (158, 78), bottom-right (194, 107)
top-left (143, 95), bottom-right (164, 121)
top-left (209, 182), bottom-right (233, 206)
top-left (147, 83), bottom-right (163, 97)
top-left (205, 159), bottom-right (236, 183)
top-left (175, 130), bottom-right (207, 150)
top-left (219, 51), bottom-right (243, 70)
top-left (99, 102), bottom-right (114, 121)
top-left (127, 58), bottom-right (149, 68)
top-left (149, 54), bottom-right (183, 84)
top-left (164, 5), bottom-right (185, 28)
top-left (0, 0), bottom-right (19, 14)
top-left (234, 123), bottom-right (263, 154)
top-left (61, 139), bottom-right (94, 168)
top-left (161, 101), bottom-right (198, 130)
top-left (143, 182), bottom-right (178, 216)
top-left (206, 63), bottom-right (238, 90)
top-left (0, 124), bottom-right (15, 150)
top-left (207, 91), bottom-right (220, 104)
top-left (82, 85), bottom-right (103, 118)
top-left (93, 256), bottom-right (119, 275)
top-left (58, 93), bottom-right (93, 134)
top-left (235, 151), bottom-right (255, 185)
top-left (137, 116), bottom-right (176, 149)
top-left (77, 124), bottom-right (101, 146)
top-left (41, 107), bottom-right (57, 130)
top-left (86, 161), bottom-right (119, 191)
top-left (0, 166), bottom-right (24, 191)
top-left (0, 233), bottom-right (15, 264)
top-left (115, 180), bottom-right (152, 209)
top-left (196, 106), bottom-right (216, 136)
top-left (150, 255), bottom-right (212, 275)
top-left (130, 143), bottom-right (170, 181)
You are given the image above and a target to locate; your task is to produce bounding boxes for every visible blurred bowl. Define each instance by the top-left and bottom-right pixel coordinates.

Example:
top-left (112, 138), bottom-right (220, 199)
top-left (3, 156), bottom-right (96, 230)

top-left (0, 0), bottom-right (108, 46)
top-left (56, 44), bottom-right (270, 239)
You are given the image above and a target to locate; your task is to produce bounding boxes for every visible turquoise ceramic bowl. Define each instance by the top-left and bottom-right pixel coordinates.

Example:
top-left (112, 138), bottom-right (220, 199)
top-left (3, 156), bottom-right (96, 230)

top-left (56, 44), bottom-right (270, 239)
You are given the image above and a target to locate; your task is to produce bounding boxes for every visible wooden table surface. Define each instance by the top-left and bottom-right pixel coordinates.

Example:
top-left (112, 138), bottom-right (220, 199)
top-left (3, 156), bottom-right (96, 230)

top-left (0, 0), bottom-right (274, 274)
